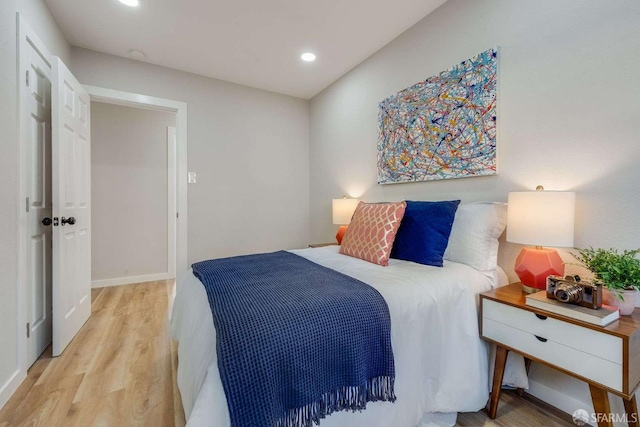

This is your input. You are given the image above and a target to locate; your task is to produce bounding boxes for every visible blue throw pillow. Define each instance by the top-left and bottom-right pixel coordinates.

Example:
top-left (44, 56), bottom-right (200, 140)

top-left (391, 200), bottom-right (461, 267)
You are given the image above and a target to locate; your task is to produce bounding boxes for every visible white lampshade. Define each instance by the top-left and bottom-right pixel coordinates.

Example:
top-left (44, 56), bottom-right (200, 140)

top-left (507, 190), bottom-right (575, 247)
top-left (332, 198), bottom-right (359, 225)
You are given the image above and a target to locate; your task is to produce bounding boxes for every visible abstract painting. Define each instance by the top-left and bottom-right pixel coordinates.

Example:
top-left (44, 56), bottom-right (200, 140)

top-left (377, 47), bottom-right (498, 184)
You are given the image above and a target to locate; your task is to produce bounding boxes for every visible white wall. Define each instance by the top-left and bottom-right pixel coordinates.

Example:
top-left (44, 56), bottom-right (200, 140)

top-left (0, 0), bottom-right (70, 408)
top-left (309, 0), bottom-right (640, 422)
top-left (71, 48), bottom-right (310, 265)
top-left (91, 102), bottom-right (175, 283)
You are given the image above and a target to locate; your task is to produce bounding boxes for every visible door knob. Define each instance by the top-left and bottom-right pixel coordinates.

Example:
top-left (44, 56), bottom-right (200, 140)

top-left (61, 216), bottom-right (76, 226)
top-left (42, 217), bottom-right (52, 226)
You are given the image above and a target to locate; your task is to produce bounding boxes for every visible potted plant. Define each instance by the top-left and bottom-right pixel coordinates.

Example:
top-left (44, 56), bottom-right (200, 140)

top-left (572, 247), bottom-right (640, 315)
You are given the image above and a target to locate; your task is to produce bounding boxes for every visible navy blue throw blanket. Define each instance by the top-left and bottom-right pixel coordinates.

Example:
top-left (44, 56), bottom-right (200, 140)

top-left (192, 251), bottom-right (395, 427)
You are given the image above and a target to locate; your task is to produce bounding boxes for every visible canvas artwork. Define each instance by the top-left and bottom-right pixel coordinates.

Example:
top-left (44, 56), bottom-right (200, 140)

top-left (377, 47), bottom-right (498, 184)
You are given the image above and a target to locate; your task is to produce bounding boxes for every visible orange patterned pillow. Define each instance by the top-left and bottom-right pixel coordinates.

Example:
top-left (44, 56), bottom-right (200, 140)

top-left (339, 201), bottom-right (407, 266)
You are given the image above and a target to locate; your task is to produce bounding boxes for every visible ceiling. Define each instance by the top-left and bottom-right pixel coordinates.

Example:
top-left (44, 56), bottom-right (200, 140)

top-left (45, 0), bottom-right (447, 99)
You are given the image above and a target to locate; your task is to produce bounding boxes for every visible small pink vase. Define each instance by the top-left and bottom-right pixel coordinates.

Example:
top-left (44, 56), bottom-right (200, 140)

top-left (603, 289), bottom-right (637, 316)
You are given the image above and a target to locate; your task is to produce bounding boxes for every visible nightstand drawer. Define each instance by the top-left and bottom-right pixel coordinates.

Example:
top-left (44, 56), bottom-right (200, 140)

top-left (483, 317), bottom-right (623, 391)
top-left (483, 299), bottom-right (622, 364)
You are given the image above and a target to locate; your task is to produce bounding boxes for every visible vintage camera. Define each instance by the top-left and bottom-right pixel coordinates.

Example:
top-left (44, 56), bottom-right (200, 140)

top-left (546, 275), bottom-right (602, 309)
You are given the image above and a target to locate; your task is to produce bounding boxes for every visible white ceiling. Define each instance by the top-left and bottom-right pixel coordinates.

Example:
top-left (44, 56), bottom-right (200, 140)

top-left (45, 0), bottom-right (447, 99)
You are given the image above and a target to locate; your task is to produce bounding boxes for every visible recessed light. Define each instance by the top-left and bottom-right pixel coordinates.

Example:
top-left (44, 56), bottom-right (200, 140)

top-left (301, 52), bottom-right (316, 62)
top-left (129, 49), bottom-right (146, 60)
top-left (119, 0), bottom-right (139, 7)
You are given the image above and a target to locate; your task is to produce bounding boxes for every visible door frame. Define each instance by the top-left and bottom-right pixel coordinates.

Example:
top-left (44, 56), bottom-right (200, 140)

top-left (84, 85), bottom-right (188, 286)
top-left (12, 13), bottom-right (53, 407)
top-left (167, 126), bottom-right (177, 279)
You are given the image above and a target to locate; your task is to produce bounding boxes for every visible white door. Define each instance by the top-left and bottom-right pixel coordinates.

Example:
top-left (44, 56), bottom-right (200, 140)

top-left (24, 37), bottom-right (53, 366)
top-left (51, 57), bottom-right (92, 357)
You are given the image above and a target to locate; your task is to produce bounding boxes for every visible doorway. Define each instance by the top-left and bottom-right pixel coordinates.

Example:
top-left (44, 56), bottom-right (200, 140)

top-left (84, 85), bottom-right (188, 285)
top-left (90, 102), bottom-right (177, 288)
top-left (17, 16), bottom-right (188, 374)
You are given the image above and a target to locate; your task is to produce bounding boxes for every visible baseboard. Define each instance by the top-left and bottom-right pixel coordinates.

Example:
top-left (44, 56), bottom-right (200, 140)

top-left (527, 377), bottom-right (596, 426)
top-left (0, 369), bottom-right (25, 411)
top-left (91, 272), bottom-right (173, 288)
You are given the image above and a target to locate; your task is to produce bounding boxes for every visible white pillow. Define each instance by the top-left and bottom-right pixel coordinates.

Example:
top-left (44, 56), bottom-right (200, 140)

top-left (444, 202), bottom-right (507, 271)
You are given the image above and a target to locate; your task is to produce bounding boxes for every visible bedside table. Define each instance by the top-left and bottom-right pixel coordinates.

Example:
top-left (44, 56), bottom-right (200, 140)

top-left (480, 283), bottom-right (640, 427)
top-left (308, 243), bottom-right (338, 248)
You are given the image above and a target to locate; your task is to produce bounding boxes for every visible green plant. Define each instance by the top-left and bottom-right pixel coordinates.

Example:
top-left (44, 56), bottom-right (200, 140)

top-left (572, 247), bottom-right (640, 300)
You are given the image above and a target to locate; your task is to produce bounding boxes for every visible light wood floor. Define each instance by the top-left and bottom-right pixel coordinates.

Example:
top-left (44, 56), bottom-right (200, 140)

top-left (457, 391), bottom-right (574, 426)
top-left (0, 280), bottom-right (185, 427)
top-left (0, 280), bottom-right (574, 427)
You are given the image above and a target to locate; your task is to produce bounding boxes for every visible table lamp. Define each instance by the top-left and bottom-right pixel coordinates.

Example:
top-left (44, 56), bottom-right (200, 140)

top-left (507, 186), bottom-right (575, 293)
top-left (332, 197), bottom-right (359, 244)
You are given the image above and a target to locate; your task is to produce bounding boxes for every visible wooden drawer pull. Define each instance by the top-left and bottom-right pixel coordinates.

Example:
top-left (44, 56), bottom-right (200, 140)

top-left (535, 335), bottom-right (548, 343)
top-left (535, 314), bottom-right (548, 320)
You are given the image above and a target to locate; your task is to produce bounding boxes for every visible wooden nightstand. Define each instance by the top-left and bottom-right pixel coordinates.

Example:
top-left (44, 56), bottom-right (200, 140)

top-left (308, 243), bottom-right (338, 248)
top-left (480, 283), bottom-right (640, 427)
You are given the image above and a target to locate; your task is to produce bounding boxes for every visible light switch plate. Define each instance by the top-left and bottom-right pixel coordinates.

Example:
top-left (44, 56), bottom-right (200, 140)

top-left (188, 172), bottom-right (197, 184)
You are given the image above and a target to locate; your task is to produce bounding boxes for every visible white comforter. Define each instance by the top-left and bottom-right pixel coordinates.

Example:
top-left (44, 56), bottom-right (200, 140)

top-left (170, 246), bottom-right (501, 427)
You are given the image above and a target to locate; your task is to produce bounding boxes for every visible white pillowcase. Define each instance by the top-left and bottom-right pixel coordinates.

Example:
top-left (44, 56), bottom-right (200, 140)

top-left (444, 202), bottom-right (508, 272)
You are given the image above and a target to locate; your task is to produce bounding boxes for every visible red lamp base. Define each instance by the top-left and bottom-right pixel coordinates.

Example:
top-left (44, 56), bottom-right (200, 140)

top-left (515, 247), bottom-right (564, 293)
top-left (336, 225), bottom-right (348, 244)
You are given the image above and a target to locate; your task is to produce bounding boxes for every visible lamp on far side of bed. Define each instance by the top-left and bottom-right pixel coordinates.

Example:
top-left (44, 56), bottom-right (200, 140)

top-left (332, 197), bottom-right (359, 244)
top-left (507, 186), bottom-right (575, 293)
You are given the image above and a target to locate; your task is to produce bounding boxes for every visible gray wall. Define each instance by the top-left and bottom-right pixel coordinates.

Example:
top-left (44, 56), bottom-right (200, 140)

top-left (91, 102), bottom-right (175, 282)
top-left (71, 48), bottom-right (310, 265)
top-left (309, 0), bottom-right (640, 418)
top-left (0, 0), bottom-right (70, 406)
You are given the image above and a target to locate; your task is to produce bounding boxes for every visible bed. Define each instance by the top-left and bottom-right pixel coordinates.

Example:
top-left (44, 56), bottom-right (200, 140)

top-left (170, 201), bottom-right (518, 427)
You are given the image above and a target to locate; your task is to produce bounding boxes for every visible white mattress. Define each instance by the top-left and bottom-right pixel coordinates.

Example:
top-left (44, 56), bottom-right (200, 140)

top-left (170, 246), bottom-right (505, 427)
